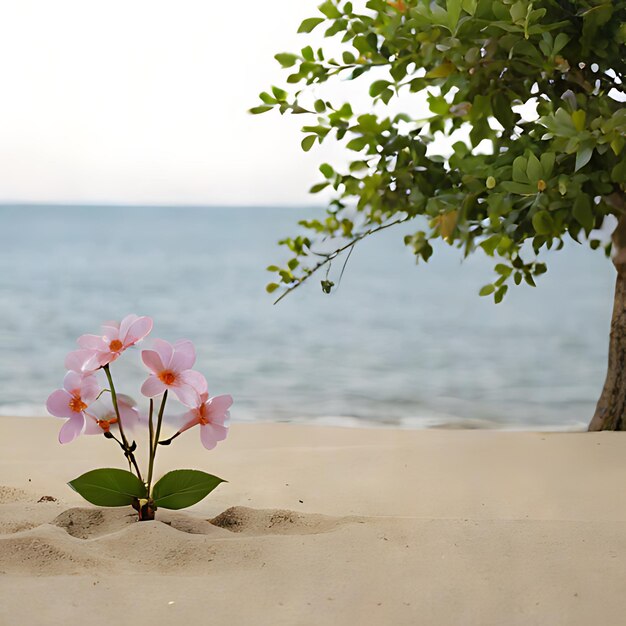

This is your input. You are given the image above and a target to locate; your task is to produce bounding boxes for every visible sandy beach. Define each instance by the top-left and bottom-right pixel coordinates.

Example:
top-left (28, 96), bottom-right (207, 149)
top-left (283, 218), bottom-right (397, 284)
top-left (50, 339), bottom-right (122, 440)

top-left (2, 417), bottom-right (626, 625)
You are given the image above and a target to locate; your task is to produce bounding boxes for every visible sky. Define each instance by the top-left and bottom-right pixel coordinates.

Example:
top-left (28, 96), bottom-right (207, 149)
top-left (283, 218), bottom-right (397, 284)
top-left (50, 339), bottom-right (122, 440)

top-left (0, 0), bottom-right (372, 206)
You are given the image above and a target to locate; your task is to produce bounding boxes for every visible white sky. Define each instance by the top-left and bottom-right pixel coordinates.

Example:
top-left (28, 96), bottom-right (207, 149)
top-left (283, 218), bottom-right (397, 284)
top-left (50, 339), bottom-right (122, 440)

top-left (0, 0), bottom-right (367, 205)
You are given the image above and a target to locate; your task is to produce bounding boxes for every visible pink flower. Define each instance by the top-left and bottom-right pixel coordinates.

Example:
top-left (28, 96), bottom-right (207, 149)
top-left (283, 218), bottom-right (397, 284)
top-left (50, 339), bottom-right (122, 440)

top-left (177, 393), bottom-right (232, 450)
top-left (83, 395), bottom-right (139, 436)
top-left (141, 339), bottom-right (207, 406)
top-left (65, 314), bottom-right (153, 372)
top-left (46, 371), bottom-right (100, 443)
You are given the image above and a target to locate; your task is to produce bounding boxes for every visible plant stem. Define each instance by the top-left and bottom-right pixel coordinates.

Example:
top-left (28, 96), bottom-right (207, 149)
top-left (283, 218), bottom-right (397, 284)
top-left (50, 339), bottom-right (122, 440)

top-left (147, 391), bottom-right (168, 494)
top-left (103, 364), bottom-right (143, 482)
top-left (147, 399), bottom-right (154, 490)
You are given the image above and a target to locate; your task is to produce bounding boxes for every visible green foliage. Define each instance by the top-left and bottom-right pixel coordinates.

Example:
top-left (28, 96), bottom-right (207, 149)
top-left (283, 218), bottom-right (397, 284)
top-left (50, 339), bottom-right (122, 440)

top-left (151, 470), bottom-right (225, 510)
top-left (68, 468), bottom-right (148, 507)
top-left (252, 0), bottom-right (626, 302)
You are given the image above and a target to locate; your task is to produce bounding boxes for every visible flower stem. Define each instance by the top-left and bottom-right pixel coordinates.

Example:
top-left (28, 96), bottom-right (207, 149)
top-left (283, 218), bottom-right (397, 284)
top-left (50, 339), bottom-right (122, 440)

top-left (103, 364), bottom-right (143, 482)
top-left (147, 399), bottom-right (154, 488)
top-left (147, 391), bottom-right (168, 494)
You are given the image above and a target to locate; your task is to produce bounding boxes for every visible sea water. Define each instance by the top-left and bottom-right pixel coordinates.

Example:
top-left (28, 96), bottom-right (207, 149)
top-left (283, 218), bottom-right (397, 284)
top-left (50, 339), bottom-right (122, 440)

top-left (0, 204), bottom-right (614, 430)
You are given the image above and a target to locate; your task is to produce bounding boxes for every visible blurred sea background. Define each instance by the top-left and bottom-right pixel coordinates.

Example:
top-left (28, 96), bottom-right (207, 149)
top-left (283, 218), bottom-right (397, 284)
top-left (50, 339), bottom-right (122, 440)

top-left (0, 204), bottom-right (614, 430)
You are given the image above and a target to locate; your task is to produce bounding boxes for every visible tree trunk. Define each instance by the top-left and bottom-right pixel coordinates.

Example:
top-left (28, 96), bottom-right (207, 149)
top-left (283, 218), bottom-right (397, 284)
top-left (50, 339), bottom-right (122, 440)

top-left (589, 208), bottom-right (626, 431)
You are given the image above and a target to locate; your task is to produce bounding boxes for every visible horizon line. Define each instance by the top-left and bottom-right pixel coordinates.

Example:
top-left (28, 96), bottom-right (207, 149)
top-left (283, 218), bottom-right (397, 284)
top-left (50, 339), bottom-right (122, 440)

top-left (0, 201), bottom-right (325, 210)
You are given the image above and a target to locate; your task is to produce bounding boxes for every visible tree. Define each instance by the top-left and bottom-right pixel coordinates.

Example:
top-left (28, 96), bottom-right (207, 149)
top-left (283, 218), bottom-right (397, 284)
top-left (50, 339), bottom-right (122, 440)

top-left (251, 0), bottom-right (626, 430)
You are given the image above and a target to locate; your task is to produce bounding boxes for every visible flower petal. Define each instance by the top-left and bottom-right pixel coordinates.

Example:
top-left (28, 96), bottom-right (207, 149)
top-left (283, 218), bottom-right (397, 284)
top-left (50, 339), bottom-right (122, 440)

top-left (101, 324), bottom-right (120, 341)
top-left (80, 375), bottom-right (100, 404)
top-left (118, 404), bottom-right (140, 431)
top-left (124, 316), bottom-right (153, 346)
top-left (65, 349), bottom-right (96, 373)
top-left (172, 382), bottom-right (202, 407)
top-left (200, 423), bottom-right (228, 450)
top-left (77, 334), bottom-right (107, 350)
top-left (118, 314), bottom-right (139, 341)
top-left (83, 351), bottom-right (105, 371)
top-left (169, 340), bottom-right (196, 371)
top-left (179, 370), bottom-right (208, 396)
top-left (83, 416), bottom-right (103, 435)
top-left (152, 339), bottom-right (174, 369)
top-left (141, 375), bottom-right (167, 398)
top-left (177, 412), bottom-right (200, 434)
top-left (59, 415), bottom-right (85, 444)
top-left (46, 389), bottom-right (74, 418)
top-left (206, 395), bottom-right (233, 425)
top-left (141, 349), bottom-right (164, 374)
top-left (63, 371), bottom-right (83, 394)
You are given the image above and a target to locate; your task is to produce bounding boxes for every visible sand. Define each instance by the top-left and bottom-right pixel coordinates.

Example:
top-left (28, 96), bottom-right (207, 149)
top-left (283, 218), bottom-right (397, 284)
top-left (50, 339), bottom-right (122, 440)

top-left (2, 417), bottom-right (626, 625)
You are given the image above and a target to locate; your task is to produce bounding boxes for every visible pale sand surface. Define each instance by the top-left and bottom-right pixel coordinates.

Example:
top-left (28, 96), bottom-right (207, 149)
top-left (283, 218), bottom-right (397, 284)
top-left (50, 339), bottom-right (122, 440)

top-left (2, 418), bottom-right (626, 625)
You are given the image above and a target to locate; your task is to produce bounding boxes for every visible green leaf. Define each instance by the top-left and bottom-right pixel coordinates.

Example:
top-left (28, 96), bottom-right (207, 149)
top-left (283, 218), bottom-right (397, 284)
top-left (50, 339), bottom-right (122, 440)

top-left (540, 152), bottom-right (556, 178)
top-left (512, 157), bottom-right (528, 183)
top-left (68, 468), bottom-right (147, 507)
top-left (271, 86), bottom-right (287, 101)
top-left (494, 285), bottom-right (508, 304)
top-left (480, 235), bottom-right (501, 256)
top-left (571, 110), bottom-right (586, 132)
top-left (573, 194), bottom-right (594, 232)
top-left (301, 135), bottom-right (317, 152)
top-left (310, 182), bottom-right (330, 193)
top-left (298, 17), bottom-right (325, 33)
top-left (369, 80), bottom-right (392, 97)
top-left (318, 0), bottom-right (341, 19)
top-left (274, 53), bottom-right (299, 68)
top-left (314, 99), bottom-right (326, 113)
top-left (479, 284), bottom-right (495, 296)
top-left (526, 153), bottom-right (543, 182)
top-left (152, 470), bottom-right (225, 510)
top-left (553, 33), bottom-right (569, 55)
top-left (266, 282), bottom-right (280, 293)
top-left (492, 92), bottom-right (515, 129)
top-left (319, 163), bottom-right (334, 178)
top-left (532, 211), bottom-right (554, 235)
top-left (249, 105), bottom-right (273, 115)
top-left (575, 143), bottom-right (594, 171)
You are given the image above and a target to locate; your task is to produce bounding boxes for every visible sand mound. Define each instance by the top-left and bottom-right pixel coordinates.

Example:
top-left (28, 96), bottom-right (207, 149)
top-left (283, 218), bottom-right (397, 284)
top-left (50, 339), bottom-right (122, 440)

top-left (0, 504), bottom-right (359, 576)
top-left (53, 507), bottom-right (137, 539)
top-left (0, 525), bottom-right (107, 575)
top-left (210, 506), bottom-right (359, 535)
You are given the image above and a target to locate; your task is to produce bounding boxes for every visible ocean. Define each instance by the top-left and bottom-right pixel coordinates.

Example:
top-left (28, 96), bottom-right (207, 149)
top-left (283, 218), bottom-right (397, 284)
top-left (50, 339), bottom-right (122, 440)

top-left (0, 204), bottom-right (615, 430)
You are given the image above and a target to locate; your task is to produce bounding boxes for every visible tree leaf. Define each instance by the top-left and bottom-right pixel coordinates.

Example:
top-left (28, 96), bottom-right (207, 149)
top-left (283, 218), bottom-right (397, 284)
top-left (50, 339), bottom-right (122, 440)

top-left (532, 211), bottom-right (554, 235)
top-left (571, 109), bottom-right (586, 132)
top-left (369, 80), bottom-right (392, 97)
top-left (575, 142), bottom-right (594, 171)
top-left (512, 157), bottom-right (528, 183)
top-left (152, 470), bottom-right (226, 510)
top-left (425, 61), bottom-right (455, 78)
top-left (249, 105), bottom-right (273, 115)
top-left (573, 194), bottom-right (594, 232)
top-left (274, 53), bottom-right (299, 68)
top-left (318, 0), bottom-right (341, 19)
top-left (526, 153), bottom-right (543, 182)
top-left (301, 135), bottom-right (317, 152)
top-left (298, 17), bottom-right (325, 33)
top-left (540, 152), bottom-right (556, 178)
top-left (68, 468), bottom-right (147, 507)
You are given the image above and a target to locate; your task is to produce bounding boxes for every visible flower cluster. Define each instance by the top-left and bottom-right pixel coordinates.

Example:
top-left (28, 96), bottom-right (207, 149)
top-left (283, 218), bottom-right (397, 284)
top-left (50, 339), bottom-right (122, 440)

top-left (46, 314), bottom-right (232, 450)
